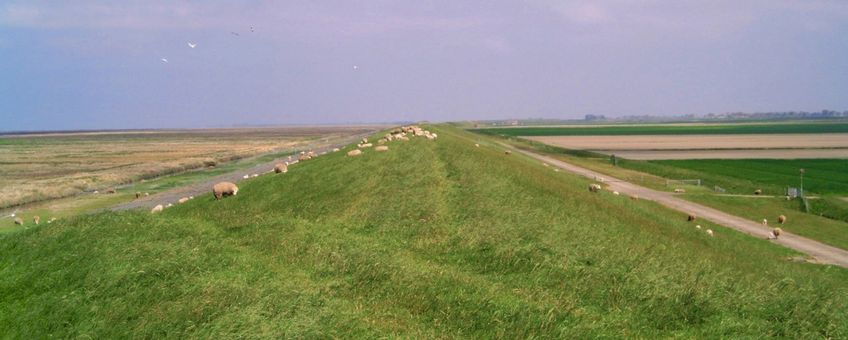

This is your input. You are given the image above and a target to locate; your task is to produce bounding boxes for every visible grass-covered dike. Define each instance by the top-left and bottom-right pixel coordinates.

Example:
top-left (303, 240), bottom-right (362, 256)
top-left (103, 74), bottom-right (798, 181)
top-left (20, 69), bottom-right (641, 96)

top-left (1, 125), bottom-right (846, 337)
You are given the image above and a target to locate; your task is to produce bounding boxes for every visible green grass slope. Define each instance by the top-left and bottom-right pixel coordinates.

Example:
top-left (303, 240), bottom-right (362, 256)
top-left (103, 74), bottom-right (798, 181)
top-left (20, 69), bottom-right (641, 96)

top-left (1, 125), bottom-right (847, 338)
top-left (473, 122), bottom-right (848, 136)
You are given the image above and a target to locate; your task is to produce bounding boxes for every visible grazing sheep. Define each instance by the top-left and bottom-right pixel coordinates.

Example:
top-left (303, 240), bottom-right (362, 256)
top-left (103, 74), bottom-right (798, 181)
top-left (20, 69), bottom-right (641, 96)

top-left (554, 169), bottom-right (560, 172)
top-left (375, 145), bottom-right (389, 152)
top-left (243, 174), bottom-right (250, 179)
top-left (754, 189), bottom-right (762, 195)
top-left (377, 138), bottom-right (387, 145)
top-left (361, 137), bottom-right (368, 144)
top-left (768, 227), bottom-right (782, 239)
top-left (178, 197), bottom-right (189, 204)
top-left (630, 194), bottom-right (639, 200)
top-left (14, 217), bottom-right (23, 225)
top-left (542, 163), bottom-right (549, 167)
top-left (358, 143), bottom-right (373, 148)
top-left (674, 188), bottom-right (686, 193)
top-left (93, 190), bottom-right (99, 194)
top-left (106, 188), bottom-right (116, 194)
top-left (333, 148), bottom-right (340, 152)
top-left (432, 133), bottom-right (438, 138)
top-left (299, 154), bottom-right (312, 161)
top-left (33, 216), bottom-right (40, 225)
top-left (151, 205), bottom-right (163, 213)
top-left (166, 203), bottom-right (173, 208)
top-left (612, 191), bottom-right (620, 195)
top-left (189, 196), bottom-right (194, 200)
top-left (695, 224), bottom-right (702, 230)
top-left (212, 182), bottom-right (239, 200)
top-left (505, 150), bottom-right (512, 155)
top-left (778, 215), bottom-right (786, 224)
top-left (135, 192), bottom-right (142, 199)
top-left (48, 217), bottom-right (57, 224)
top-left (706, 229), bottom-right (714, 237)
top-left (475, 143), bottom-right (480, 147)
top-left (588, 184), bottom-right (602, 193)
top-left (274, 163), bottom-right (288, 173)
top-left (251, 173), bottom-right (258, 178)
top-left (144, 192), bottom-right (150, 196)
top-left (347, 149), bottom-right (363, 157)
top-left (762, 218), bottom-right (768, 226)
top-left (687, 214), bottom-right (697, 222)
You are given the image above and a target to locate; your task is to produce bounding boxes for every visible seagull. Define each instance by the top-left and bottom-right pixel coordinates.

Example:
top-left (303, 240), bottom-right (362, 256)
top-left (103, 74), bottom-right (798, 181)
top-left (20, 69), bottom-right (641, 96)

top-left (250, 26), bottom-right (255, 32)
top-left (161, 58), bottom-right (169, 63)
top-left (187, 42), bottom-right (197, 49)
top-left (353, 65), bottom-right (359, 70)
top-left (230, 31), bottom-right (240, 37)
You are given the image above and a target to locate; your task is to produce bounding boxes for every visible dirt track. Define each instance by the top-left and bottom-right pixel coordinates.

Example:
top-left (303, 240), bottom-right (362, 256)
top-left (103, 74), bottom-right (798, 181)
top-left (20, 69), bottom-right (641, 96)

top-left (512, 146), bottom-right (848, 268)
top-left (112, 131), bottom-right (374, 212)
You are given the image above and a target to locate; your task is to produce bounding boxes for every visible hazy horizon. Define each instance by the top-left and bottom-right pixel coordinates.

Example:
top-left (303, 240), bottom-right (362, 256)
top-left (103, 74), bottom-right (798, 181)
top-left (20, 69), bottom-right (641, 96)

top-left (2, 1), bottom-right (848, 131)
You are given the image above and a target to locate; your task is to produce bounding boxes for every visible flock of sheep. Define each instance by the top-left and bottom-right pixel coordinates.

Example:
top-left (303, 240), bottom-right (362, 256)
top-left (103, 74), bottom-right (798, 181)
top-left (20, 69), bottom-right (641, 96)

top-left (11, 214), bottom-right (56, 227)
top-left (148, 125), bottom-right (437, 213)
top-left (586, 181), bottom-right (789, 239)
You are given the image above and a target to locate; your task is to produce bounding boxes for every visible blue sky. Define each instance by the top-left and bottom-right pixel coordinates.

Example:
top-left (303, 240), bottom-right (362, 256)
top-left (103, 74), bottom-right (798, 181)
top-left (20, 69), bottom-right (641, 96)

top-left (1, 1), bottom-right (847, 131)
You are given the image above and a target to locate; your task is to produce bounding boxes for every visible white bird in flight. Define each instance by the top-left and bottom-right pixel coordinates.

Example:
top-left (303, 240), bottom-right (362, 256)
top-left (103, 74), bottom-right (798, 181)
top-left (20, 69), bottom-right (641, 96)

top-left (161, 58), bottom-right (169, 63)
top-left (353, 65), bottom-right (359, 70)
top-left (250, 26), bottom-right (255, 33)
top-left (187, 42), bottom-right (197, 49)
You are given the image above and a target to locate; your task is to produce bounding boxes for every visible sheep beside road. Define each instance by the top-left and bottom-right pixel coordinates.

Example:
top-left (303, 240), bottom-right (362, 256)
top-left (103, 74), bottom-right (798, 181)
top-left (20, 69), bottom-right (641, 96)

top-left (212, 182), bottom-right (239, 200)
top-left (33, 216), bottom-right (40, 225)
top-left (274, 163), bottom-right (288, 173)
top-left (588, 184), bottom-right (602, 193)
top-left (151, 205), bottom-right (163, 213)
top-left (347, 149), bottom-right (363, 157)
top-left (778, 215), bottom-right (787, 224)
top-left (14, 217), bottom-right (23, 225)
top-left (687, 214), bottom-right (697, 222)
top-left (375, 146), bottom-right (389, 152)
top-left (768, 227), bottom-right (782, 239)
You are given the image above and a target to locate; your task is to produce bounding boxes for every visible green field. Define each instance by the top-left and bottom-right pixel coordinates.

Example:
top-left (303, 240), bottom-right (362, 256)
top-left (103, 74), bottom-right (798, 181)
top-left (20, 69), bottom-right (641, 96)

top-left (619, 158), bottom-right (848, 195)
top-left (1, 125), bottom-right (847, 337)
top-left (473, 122), bottom-right (848, 136)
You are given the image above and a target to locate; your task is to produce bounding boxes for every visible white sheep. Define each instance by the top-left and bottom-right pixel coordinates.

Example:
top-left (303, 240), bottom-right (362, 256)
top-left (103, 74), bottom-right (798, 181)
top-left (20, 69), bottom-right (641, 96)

top-left (762, 219), bottom-right (768, 226)
top-left (151, 205), bottom-right (164, 213)
top-left (706, 229), bottom-right (714, 237)
top-left (695, 225), bottom-right (702, 230)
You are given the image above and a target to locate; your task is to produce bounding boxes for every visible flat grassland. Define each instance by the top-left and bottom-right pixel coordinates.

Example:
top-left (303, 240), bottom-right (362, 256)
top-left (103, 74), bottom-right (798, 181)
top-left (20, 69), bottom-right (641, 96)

top-left (1, 125), bottom-right (847, 337)
top-left (474, 121), bottom-right (848, 136)
top-left (0, 127), bottom-right (374, 209)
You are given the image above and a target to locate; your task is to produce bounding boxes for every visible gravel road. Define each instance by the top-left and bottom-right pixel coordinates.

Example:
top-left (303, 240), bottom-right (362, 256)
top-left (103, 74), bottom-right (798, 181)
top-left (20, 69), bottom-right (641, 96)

top-left (512, 146), bottom-right (848, 268)
top-left (112, 131), bottom-right (374, 212)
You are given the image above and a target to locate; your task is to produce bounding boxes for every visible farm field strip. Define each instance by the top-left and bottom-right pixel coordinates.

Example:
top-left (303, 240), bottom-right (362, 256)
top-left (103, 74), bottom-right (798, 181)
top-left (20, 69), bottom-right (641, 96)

top-left (591, 149), bottom-right (848, 160)
top-left (525, 134), bottom-right (848, 151)
top-left (474, 121), bottom-right (848, 136)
